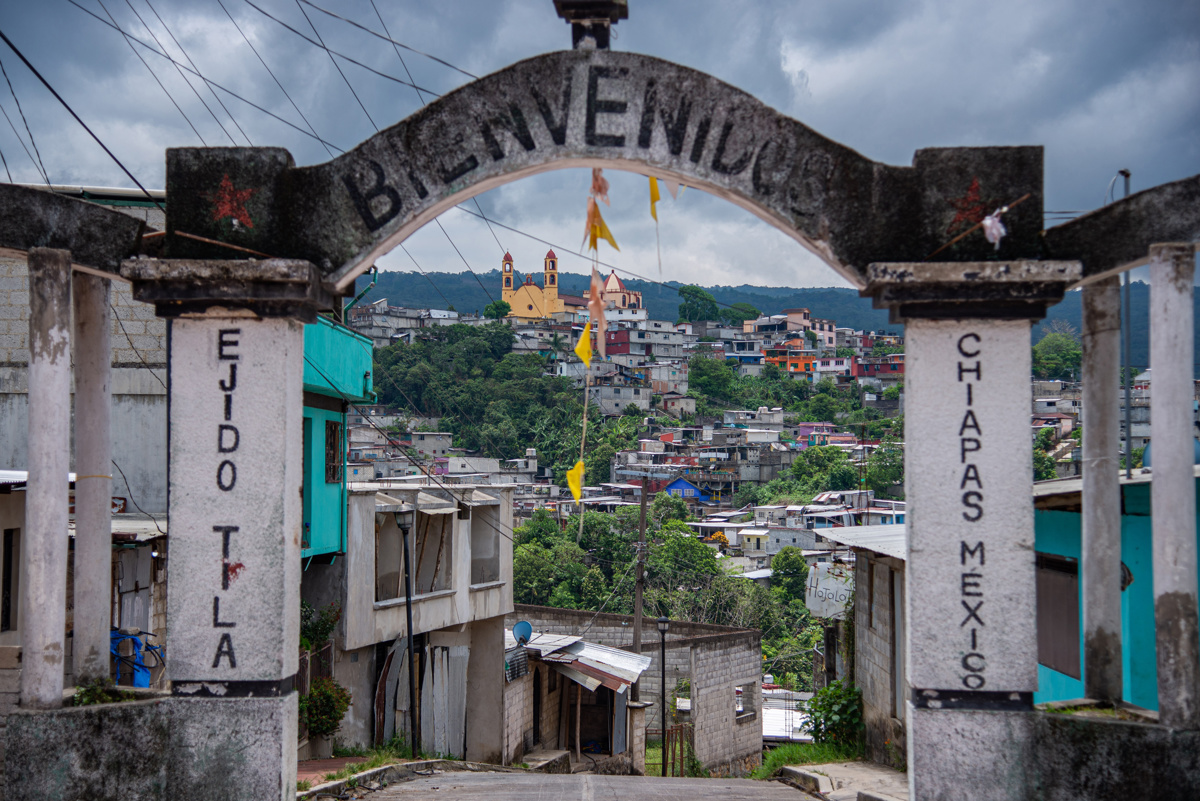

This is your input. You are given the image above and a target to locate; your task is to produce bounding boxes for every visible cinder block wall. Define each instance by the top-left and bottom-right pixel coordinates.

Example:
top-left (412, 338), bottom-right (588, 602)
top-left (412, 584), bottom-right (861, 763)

top-left (507, 606), bottom-right (762, 770)
top-left (691, 634), bottom-right (762, 775)
top-left (855, 553), bottom-right (905, 767)
top-left (503, 670), bottom-right (532, 763)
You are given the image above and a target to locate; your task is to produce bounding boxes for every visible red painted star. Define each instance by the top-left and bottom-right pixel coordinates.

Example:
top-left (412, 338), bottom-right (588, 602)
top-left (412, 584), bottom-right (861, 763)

top-left (946, 177), bottom-right (986, 235)
top-left (207, 174), bottom-right (257, 229)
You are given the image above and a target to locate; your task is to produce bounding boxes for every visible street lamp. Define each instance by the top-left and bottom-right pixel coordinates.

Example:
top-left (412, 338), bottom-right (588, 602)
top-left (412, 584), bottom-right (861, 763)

top-left (395, 509), bottom-right (419, 759)
top-left (657, 615), bottom-right (669, 777)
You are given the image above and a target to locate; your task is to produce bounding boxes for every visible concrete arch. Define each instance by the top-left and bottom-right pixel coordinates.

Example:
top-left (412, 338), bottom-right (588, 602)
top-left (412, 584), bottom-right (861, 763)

top-left (165, 49), bottom-right (1048, 293)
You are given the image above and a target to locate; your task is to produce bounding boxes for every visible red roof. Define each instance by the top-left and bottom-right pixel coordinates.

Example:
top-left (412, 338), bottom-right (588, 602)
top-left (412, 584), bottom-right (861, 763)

top-left (607, 270), bottom-right (627, 291)
top-left (503, 251), bottom-right (513, 261)
top-left (546, 249), bottom-right (557, 259)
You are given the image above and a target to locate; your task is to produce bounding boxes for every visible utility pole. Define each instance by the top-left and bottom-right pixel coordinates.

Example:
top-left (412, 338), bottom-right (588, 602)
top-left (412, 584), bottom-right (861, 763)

top-left (631, 468), bottom-right (648, 700)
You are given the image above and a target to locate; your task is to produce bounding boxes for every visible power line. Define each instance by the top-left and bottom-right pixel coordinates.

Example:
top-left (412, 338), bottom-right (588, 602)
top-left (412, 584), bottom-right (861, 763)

top-left (0, 96), bottom-right (44, 182)
top-left (125, 0), bottom-right (237, 146)
top-left (97, 0), bottom-right (208, 145)
top-left (0, 140), bottom-right (11, 182)
top-left (303, 0), bottom-right (478, 80)
top-left (0, 56), bottom-right (49, 186)
top-left (0, 27), bottom-right (163, 211)
top-left (215, 0), bottom-right (334, 159)
top-left (68, 1), bottom-right (342, 153)
top-left (242, 0), bottom-right (442, 98)
top-left (294, 0), bottom-right (377, 131)
top-left (366, 0), bottom-right (506, 258)
top-left (145, 0), bottom-right (253, 146)
top-left (398, 243), bottom-right (452, 308)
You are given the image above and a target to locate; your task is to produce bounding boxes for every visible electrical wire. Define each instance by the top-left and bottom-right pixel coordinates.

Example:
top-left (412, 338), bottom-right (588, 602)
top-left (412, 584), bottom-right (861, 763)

top-left (145, 0), bottom-right (253, 146)
top-left (69, 0), bottom-right (342, 153)
top-left (242, 0), bottom-right (442, 97)
top-left (97, 0), bottom-right (208, 145)
top-left (294, 0), bottom-right (377, 131)
top-left (215, 0), bottom-right (334, 158)
top-left (0, 96), bottom-right (43, 182)
top-left (124, 0), bottom-right (237, 146)
top-left (301, 0), bottom-right (478, 80)
top-left (111, 303), bottom-right (167, 390)
top-left (0, 56), bottom-right (50, 186)
top-left (0, 141), bottom-right (11, 183)
top-left (0, 27), bottom-right (164, 211)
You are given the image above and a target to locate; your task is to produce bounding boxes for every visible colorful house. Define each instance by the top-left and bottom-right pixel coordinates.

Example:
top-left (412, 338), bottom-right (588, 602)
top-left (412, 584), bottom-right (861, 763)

top-left (663, 477), bottom-right (710, 502)
top-left (763, 340), bottom-right (815, 380)
top-left (300, 316), bottom-right (375, 557)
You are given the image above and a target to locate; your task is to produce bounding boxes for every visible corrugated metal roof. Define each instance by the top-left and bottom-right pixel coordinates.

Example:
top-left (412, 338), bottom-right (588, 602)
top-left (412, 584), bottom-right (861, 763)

top-left (506, 630), bottom-right (651, 694)
top-left (818, 524), bottom-right (907, 561)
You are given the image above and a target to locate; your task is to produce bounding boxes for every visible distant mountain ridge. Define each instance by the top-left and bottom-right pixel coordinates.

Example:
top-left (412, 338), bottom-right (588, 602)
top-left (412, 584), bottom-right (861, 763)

top-left (357, 272), bottom-right (1168, 370)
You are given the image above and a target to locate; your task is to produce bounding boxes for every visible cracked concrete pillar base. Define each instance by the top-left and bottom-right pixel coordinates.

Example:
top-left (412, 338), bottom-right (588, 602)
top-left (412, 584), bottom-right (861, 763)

top-left (907, 706), bottom-right (1035, 801)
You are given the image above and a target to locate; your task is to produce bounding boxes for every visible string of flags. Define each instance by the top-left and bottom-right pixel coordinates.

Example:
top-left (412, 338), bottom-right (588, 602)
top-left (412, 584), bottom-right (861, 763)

top-left (568, 171), bottom-right (685, 514)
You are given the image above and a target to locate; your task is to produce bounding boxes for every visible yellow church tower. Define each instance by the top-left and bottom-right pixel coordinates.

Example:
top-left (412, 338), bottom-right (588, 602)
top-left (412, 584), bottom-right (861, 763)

top-left (543, 249), bottom-right (558, 305)
top-left (501, 251), bottom-right (514, 304)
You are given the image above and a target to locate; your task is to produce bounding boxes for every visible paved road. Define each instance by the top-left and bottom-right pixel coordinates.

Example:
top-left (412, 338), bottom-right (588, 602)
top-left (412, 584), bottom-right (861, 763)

top-left (373, 771), bottom-right (807, 800)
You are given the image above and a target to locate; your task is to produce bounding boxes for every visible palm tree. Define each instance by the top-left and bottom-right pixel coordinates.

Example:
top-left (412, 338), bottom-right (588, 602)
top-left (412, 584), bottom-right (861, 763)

top-left (547, 332), bottom-right (566, 365)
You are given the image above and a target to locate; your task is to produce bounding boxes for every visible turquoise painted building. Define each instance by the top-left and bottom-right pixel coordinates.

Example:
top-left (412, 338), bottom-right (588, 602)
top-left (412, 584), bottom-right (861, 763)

top-left (1033, 474), bottom-right (1200, 711)
top-left (301, 317), bottom-right (374, 558)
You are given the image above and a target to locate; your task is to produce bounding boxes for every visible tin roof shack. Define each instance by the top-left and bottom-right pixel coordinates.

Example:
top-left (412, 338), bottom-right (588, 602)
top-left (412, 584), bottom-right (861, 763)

top-left (507, 605), bottom-right (762, 777)
top-left (502, 631), bottom-right (650, 772)
top-left (299, 482), bottom-right (514, 763)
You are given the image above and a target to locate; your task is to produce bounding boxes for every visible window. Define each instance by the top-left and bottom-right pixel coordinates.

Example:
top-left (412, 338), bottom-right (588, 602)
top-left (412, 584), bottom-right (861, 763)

top-left (1036, 553), bottom-right (1080, 678)
top-left (471, 505), bottom-right (501, 584)
top-left (325, 421), bottom-right (343, 483)
top-left (736, 681), bottom-right (758, 722)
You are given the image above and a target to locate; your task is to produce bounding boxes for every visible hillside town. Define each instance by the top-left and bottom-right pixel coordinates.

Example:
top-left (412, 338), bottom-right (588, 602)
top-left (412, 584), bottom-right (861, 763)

top-left (0, 2), bottom-right (1196, 801)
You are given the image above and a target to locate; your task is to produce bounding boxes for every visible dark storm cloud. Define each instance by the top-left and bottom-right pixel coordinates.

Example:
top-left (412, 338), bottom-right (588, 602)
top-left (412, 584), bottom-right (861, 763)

top-left (0, 0), bottom-right (1194, 288)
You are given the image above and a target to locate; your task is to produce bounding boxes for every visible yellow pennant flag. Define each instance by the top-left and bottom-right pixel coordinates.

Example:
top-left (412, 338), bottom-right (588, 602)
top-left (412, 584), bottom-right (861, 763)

top-left (649, 176), bottom-right (661, 221)
top-left (574, 320), bottom-right (593, 367)
top-left (567, 459), bottom-right (585, 502)
top-left (593, 205), bottom-right (619, 251)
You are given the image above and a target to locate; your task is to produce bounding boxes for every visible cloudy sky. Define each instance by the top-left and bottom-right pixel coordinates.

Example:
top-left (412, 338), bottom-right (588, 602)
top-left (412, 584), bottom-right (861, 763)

top-left (0, 0), bottom-right (1196, 288)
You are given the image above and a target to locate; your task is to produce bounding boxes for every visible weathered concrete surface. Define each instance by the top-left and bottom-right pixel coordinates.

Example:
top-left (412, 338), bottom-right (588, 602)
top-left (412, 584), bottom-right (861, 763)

top-left (0, 184), bottom-right (145, 275)
top-left (23, 248), bottom-right (72, 710)
top-left (166, 314), bottom-right (301, 684)
top-left (907, 707), bottom-right (1036, 801)
top-left (1043, 173), bottom-right (1200, 282)
top-left (163, 50), bottom-right (1049, 291)
top-left (71, 273), bottom-right (113, 684)
top-left (5, 694), bottom-right (297, 800)
top-left (904, 319), bottom-right (1037, 693)
top-left (1080, 277), bottom-right (1123, 702)
top-left (1149, 243), bottom-right (1200, 729)
top-left (370, 771), bottom-right (807, 801)
top-left (779, 761), bottom-right (908, 801)
top-left (864, 260), bottom-right (1081, 322)
top-left (121, 258), bottom-right (333, 321)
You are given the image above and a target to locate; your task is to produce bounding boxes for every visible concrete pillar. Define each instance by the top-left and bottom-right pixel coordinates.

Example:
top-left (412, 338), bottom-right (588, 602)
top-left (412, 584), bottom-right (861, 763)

top-left (123, 257), bottom-right (332, 799)
top-left (22, 248), bottom-right (72, 709)
top-left (1080, 277), bottom-right (1123, 701)
top-left (862, 259), bottom-right (1080, 801)
top-left (1148, 243), bottom-right (1200, 729)
top-left (72, 273), bottom-right (113, 684)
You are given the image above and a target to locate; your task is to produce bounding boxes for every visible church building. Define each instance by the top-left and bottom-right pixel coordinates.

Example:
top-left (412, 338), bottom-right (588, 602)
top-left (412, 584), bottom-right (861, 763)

top-left (584, 270), bottom-right (643, 310)
top-left (501, 250), bottom-right (588, 321)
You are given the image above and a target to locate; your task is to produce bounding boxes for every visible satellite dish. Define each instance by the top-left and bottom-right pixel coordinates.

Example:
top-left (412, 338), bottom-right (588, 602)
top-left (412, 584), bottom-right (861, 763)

top-left (512, 620), bottom-right (533, 646)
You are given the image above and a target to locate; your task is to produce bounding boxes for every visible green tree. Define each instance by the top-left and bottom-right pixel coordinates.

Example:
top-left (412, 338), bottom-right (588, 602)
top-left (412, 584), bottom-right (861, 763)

top-left (650, 491), bottom-right (691, 525)
top-left (482, 300), bottom-right (512, 319)
top-left (805, 329), bottom-right (818, 346)
top-left (720, 302), bottom-right (760, 326)
top-left (791, 445), bottom-right (858, 492)
top-left (513, 544), bottom-right (558, 605)
top-left (835, 347), bottom-right (857, 359)
top-left (870, 344), bottom-right (903, 357)
top-left (770, 547), bottom-right (809, 604)
top-left (1032, 331), bottom-right (1082, 380)
top-left (689, 355), bottom-right (736, 399)
top-left (1033, 446), bottom-right (1058, 481)
top-left (514, 508), bottom-right (562, 549)
top-left (881, 385), bottom-right (901, 401)
top-left (864, 435), bottom-right (904, 496)
top-left (677, 285), bottom-right (720, 322)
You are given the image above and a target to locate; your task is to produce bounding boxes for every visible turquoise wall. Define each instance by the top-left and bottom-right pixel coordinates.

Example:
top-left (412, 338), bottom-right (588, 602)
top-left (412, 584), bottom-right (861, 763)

top-left (302, 405), bottom-right (345, 557)
top-left (1033, 480), bottom-right (1200, 711)
top-left (300, 317), bottom-right (374, 557)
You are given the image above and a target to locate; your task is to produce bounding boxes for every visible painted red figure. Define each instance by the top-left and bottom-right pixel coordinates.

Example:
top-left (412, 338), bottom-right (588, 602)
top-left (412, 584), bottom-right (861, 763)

top-left (208, 174), bottom-right (257, 229)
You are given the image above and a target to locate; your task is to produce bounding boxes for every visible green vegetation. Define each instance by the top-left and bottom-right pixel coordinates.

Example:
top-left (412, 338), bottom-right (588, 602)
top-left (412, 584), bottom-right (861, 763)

top-left (1032, 427), bottom-right (1058, 481)
top-left (303, 676), bottom-right (353, 737)
top-left (514, 501), bottom-right (826, 689)
top-left (751, 742), bottom-right (863, 779)
top-left (1032, 330), bottom-right (1082, 380)
top-left (300, 600), bottom-right (340, 653)
top-left (720, 302), bottom-right (760, 326)
top-left (296, 779), bottom-right (312, 791)
top-left (677, 285), bottom-right (720, 322)
top-left (802, 679), bottom-right (864, 749)
top-left (482, 299), bottom-right (512, 319)
top-left (72, 678), bottom-right (135, 706)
